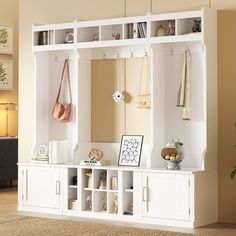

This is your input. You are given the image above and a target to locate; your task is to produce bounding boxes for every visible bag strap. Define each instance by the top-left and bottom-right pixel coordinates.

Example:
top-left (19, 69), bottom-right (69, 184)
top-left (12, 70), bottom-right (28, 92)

top-left (56, 59), bottom-right (72, 103)
top-left (138, 55), bottom-right (151, 95)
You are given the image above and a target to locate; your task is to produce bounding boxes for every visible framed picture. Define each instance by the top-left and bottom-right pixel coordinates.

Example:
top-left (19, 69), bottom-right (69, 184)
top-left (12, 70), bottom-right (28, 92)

top-left (0, 59), bottom-right (13, 90)
top-left (0, 24), bottom-right (13, 54)
top-left (118, 135), bottom-right (144, 167)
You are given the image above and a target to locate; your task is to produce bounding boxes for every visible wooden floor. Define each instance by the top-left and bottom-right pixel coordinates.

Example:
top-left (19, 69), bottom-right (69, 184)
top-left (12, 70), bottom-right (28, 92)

top-left (0, 188), bottom-right (236, 235)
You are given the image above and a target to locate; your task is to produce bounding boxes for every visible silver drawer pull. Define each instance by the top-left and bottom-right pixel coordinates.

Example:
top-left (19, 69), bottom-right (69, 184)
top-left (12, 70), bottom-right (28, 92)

top-left (56, 181), bottom-right (60, 195)
top-left (143, 187), bottom-right (148, 202)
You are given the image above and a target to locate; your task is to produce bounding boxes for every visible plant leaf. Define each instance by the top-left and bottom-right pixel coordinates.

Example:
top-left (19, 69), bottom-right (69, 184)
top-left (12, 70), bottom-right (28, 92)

top-left (230, 167), bottom-right (236, 179)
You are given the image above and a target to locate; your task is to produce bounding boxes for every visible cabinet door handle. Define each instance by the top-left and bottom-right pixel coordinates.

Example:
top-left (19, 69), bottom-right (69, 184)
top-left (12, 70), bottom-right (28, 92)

top-left (56, 181), bottom-right (60, 195)
top-left (143, 187), bottom-right (148, 202)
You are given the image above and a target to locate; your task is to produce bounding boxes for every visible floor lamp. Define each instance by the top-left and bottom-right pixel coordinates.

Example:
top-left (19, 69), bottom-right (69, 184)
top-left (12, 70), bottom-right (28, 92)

top-left (0, 102), bottom-right (17, 137)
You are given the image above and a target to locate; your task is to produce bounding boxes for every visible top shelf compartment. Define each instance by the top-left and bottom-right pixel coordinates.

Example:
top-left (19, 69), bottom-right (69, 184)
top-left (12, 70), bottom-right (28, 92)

top-left (32, 9), bottom-right (204, 51)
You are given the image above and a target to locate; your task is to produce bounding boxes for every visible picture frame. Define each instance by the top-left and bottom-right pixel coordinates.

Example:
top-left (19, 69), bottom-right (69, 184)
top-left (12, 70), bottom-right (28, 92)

top-left (118, 135), bottom-right (144, 167)
top-left (0, 59), bottom-right (13, 90)
top-left (0, 24), bottom-right (13, 54)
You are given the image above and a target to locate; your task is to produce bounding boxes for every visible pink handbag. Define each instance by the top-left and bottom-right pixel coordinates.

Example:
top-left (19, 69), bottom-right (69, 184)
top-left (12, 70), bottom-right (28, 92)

top-left (52, 59), bottom-right (72, 122)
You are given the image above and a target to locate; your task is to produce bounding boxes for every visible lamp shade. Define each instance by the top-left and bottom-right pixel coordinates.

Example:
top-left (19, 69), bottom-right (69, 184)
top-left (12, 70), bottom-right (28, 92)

top-left (0, 102), bottom-right (17, 137)
top-left (0, 102), bottom-right (17, 111)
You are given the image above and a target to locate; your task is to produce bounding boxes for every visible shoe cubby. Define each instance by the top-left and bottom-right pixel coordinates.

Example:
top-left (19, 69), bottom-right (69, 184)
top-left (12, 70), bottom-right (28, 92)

top-left (67, 168), bottom-right (78, 210)
top-left (82, 169), bottom-right (93, 190)
top-left (93, 169), bottom-right (107, 190)
top-left (107, 192), bottom-right (119, 214)
top-left (122, 171), bottom-right (133, 216)
top-left (93, 191), bottom-right (107, 213)
top-left (107, 170), bottom-right (118, 191)
top-left (77, 26), bottom-right (100, 42)
top-left (81, 189), bottom-right (93, 211)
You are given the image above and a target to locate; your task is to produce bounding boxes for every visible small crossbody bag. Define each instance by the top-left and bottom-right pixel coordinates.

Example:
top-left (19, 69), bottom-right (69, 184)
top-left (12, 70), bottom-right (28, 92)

top-left (52, 59), bottom-right (73, 122)
top-left (136, 55), bottom-right (151, 109)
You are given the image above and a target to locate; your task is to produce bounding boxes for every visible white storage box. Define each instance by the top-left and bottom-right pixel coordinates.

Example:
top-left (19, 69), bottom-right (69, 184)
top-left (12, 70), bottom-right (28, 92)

top-left (49, 140), bottom-right (68, 164)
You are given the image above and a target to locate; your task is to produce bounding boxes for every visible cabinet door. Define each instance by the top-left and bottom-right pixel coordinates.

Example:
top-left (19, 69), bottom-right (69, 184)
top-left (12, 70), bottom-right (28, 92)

top-left (23, 166), bottom-right (61, 209)
top-left (142, 173), bottom-right (190, 221)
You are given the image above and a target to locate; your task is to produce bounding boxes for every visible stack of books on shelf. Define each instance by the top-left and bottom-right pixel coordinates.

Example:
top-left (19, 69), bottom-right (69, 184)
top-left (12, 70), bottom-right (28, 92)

top-left (80, 159), bottom-right (111, 166)
top-left (38, 31), bottom-right (54, 45)
top-left (31, 156), bottom-right (49, 164)
top-left (137, 22), bottom-right (147, 38)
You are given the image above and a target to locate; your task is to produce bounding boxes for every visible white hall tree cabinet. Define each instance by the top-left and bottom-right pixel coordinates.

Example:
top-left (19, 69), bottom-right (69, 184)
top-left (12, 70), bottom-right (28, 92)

top-left (142, 173), bottom-right (190, 221)
top-left (18, 165), bottom-right (63, 214)
top-left (18, 7), bottom-right (217, 228)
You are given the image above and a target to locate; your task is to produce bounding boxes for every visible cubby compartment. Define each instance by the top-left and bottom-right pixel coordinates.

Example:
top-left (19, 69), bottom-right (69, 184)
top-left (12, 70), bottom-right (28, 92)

top-left (107, 170), bottom-right (118, 191)
top-left (123, 23), bottom-right (133, 39)
top-left (34, 30), bottom-right (54, 46)
top-left (82, 169), bottom-right (93, 190)
top-left (101, 24), bottom-right (122, 41)
top-left (68, 168), bottom-right (78, 187)
top-left (122, 171), bottom-right (133, 215)
top-left (123, 171), bottom-right (133, 192)
top-left (77, 26), bottom-right (100, 42)
top-left (93, 191), bottom-right (107, 213)
top-left (124, 22), bottom-right (147, 39)
top-left (67, 168), bottom-right (78, 210)
top-left (108, 192), bottom-right (119, 214)
top-left (82, 190), bottom-right (92, 211)
top-left (177, 18), bottom-right (201, 35)
top-left (93, 169), bottom-right (107, 190)
top-left (151, 20), bottom-right (176, 37)
top-left (55, 29), bottom-right (74, 44)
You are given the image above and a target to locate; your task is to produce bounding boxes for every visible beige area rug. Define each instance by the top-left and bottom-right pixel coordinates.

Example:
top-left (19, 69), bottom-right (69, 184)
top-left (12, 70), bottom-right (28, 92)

top-left (0, 214), bottom-right (193, 236)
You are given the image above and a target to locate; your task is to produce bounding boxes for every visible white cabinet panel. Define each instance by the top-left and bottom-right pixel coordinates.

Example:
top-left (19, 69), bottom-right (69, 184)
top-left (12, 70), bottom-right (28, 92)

top-left (23, 166), bottom-right (61, 209)
top-left (143, 173), bottom-right (190, 221)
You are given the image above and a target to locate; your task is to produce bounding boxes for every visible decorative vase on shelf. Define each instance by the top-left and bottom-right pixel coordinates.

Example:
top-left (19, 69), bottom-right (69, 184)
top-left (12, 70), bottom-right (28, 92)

top-left (156, 25), bottom-right (166, 37)
top-left (161, 140), bottom-right (184, 170)
top-left (166, 20), bottom-right (175, 36)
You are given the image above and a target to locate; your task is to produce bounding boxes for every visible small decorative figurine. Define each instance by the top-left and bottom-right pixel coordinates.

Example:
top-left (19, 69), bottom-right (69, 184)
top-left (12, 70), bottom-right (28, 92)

top-left (99, 170), bottom-right (107, 190)
top-left (86, 171), bottom-right (92, 188)
top-left (89, 149), bottom-right (103, 161)
top-left (166, 20), bottom-right (175, 36)
top-left (102, 196), bottom-right (107, 211)
top-left (65, 31), bottom-right (74, 43)
top-left (86, 194), bottom-right (92, 211)
top-left (112, 193), bottom-right (118, 214)
top-left (156, 25), bottom-right (166, 37)
top-left (112, 32), bottom-right (121, 40)
top-left (192, 19), bottom-right (201, 32)
top-left (161, 140), bottom-right (184, 170)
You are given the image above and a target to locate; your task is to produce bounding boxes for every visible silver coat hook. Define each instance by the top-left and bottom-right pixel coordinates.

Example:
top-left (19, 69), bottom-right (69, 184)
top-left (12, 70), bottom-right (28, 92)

top-left (144, 48), bottom-right (148, 56)
top-left (103, 52), bottom-right (106, 59)
top-left (130, 49), bottom-right (134, 57)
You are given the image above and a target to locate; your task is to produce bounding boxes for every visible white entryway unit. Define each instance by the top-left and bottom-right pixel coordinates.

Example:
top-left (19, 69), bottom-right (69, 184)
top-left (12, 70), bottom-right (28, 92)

top-left (18, 7), bottom-right (217, 228)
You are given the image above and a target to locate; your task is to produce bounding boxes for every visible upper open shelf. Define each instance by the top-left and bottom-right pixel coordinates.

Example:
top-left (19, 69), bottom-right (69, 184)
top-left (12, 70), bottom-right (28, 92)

top-left (32, 9), bottom-right (204, 52)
